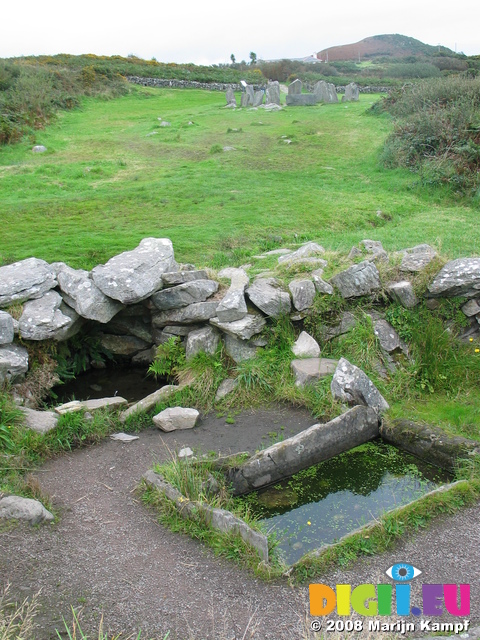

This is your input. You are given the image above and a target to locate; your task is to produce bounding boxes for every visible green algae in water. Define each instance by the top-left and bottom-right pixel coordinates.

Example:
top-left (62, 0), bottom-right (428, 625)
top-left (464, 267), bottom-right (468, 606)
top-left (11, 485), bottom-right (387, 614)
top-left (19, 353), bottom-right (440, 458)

top-left (236, 440), bottom-right (450, 565)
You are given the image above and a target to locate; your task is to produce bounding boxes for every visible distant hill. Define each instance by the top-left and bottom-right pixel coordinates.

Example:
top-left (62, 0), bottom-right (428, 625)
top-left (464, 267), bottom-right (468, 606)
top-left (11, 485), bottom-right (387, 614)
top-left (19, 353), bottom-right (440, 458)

top-left (317, 34), bottom-right (455, 62)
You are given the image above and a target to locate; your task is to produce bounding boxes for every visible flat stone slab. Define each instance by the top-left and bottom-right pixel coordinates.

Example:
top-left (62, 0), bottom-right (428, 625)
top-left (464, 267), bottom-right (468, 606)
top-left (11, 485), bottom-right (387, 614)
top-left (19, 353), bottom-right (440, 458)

top-left (21, 407), bottom-right (58, 434)
top-left (161, 270), bottom-right (208, 286)
top-left (152, 406), bottom-right (199, 431)
top-left (246, 278), bottom-right (291, 318)
top-left (227, 405), bottom-right (379, 495)
top-left (210, 313), bottom-right (266, 340)
top-left (0, 496), bottom-right (54, 524)
top-left (119, 385), bottom-right (181, 422)
top-left (428, 258), bottom-right (480, 298)
top-left (150, 280), bottom-right (218, 310)
top-left (0, 257), bottom-right (57, 307)
top-left (291, 357), bottom-right (338, 386)
top-left (55, 396), bottom-right (128, 415)
top-left (92, 238), bottom-right (176, 304)
top-left (152, 301), bottom-right (219, 327)
top-left (277, 242), bottom-right (325, 265)
top-left (400, 244), bottom-right (437, 272)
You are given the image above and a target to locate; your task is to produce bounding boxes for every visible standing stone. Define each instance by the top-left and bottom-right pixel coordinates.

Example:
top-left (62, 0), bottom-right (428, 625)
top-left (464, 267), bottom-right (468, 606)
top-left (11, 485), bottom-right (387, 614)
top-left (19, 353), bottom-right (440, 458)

top-left (150, 280), bottom-right (218, 310)
top-left (185, 326), bottom-right (220, 360)
top-left (288, 79), bottom-right (302, 95)
top-left (0, 344), bottom-right (28, 385)
top-left (400, 244), bottom-right (437, 272)
top-left (330, 261), bottom-right (381, 298)
top-left (342, 83), bottom-right (359, 102)
top-left (313, 80), bottom-right (338, 103)
top-left (57, 266), bottom-right (124, 323)
top-left (288, 279), bottom-right (316, 311)
top-left (428, 258), bottom-right (480, 298)
top-left (91, 238), bottom-right (176, 304)
top-left (153, 407), bottom-right (199, 432)
top-left (225, 87), bottom-right (236, 106)
top-left (387, 281), bottom-right (418, 309)
top-left (291, 331), bottom-right (320, 358)
top-left (0, 311), bottom-right (14, 345)
top-left (241, 85), bottom-right (254, 107)
top-left (0, 258), bottom-right (57, 307)
top-left (331, 357), bottom-right (389, 413)
top-left (253, 90), bottom-right (264, 107)
top-left (19, 291), bottom-right (81, 341)
top-left (246, 278), bottom-right (291, 318)
top-left (265, 81), bottom-right (280, 105)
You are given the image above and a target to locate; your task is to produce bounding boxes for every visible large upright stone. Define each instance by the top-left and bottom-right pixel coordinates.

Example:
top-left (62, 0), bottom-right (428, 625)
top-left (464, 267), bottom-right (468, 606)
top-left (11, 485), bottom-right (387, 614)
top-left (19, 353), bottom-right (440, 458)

top-left (19, 291), bottom-right (81, 341)
top-left (288, 79), bottom-right (302, 95)
top-left (428, 258), bottom-right (480, 298)
top-left (0, 344), bottom-right (28, 385)
top-left (240, 85), bottom-right (254, 107)
top-left (150, 280), bottom-right (218, 310)
top-left (331, 358), bottom-right (389, 413)
top-left (0, 311), bottom-right (14, 345)
top-left (0, 258), bottom-right (56, 307)
top-left (342, 83), bottom-right (359, 102)
top-left (253, 90), bottom-right (264, 107)
top-left (57, 266), bottom-right (123, 323)
top-left (265, 81), bottom-right (280, 105)
top-left (313, 80), bottom-right (338, 103)
top-left (225, 87), bottom-right (236, 106)
top-left (246, 278), bottom-right (291, 318)
top-left (91, 238), bottom-right (175, 304)
top-left (330, 261), bottom-right (381, 298)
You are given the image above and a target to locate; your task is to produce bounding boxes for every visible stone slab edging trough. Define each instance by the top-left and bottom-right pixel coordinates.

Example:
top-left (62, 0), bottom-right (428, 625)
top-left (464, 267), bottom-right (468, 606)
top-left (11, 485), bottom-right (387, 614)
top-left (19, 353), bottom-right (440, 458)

top-left (227, 405), bottom-right (380, 496)
top-left (142, 469), bottom-right (269, 563)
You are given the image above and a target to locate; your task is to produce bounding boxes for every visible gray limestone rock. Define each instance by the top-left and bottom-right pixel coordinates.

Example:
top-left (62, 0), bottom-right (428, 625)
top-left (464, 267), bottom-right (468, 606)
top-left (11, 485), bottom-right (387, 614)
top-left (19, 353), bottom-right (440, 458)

top-left (386, 281), bottom-right (418, 309)
top-left (373, 319), bottom-right (402, 353)
top-left (330, 261), bottom-right (381, 298)
top-left (57, 266), bottom-right (123, 323)
top-left (359, 239), bottom-right (388, 262)
top-left (400, 244), bottom-right (437, 272)
top-left (462, 299), bottom-right (480, 317)
top-left (0, 257), bottom-right (57, 307)
top-left (342, 83), bottom-right (359, 102)
top-left (151, 280), bottom-right (218, 310)
top-left (119, 385), bottom-right (181, 422)
top-left (428, 258), bottom-right (480, 298)
top-left (210, 313), bottom-right (266, 340)
top-left (288, 279), bottom-right (316, 311)
top-left (91, 238), bottom-right (176, 304)
top-left (331, 357), bottom-right (389, 413)
top-left (246, 278), bottom-right (291, 317)
top-left (153, 406), bottom-right (199, 431)
top-left (0, 496), bottom-right (53, 524)
top-left (152, 301), bottom-right (219, 327)
top-left (161, 270), bottom-right (208, 287)
top-left (105, 313), bottom-right (153, 343)
top-left (225, 87), bottom-right (236, 106)
top-left (223, 334), bottom-right (257, 363)
top-left (216, 268), bottom-right (249, 322)
top-left (215, 378), bottom-right (239, 401)
top-left (291, 331), bottom-right (320, 358)
top-left (265, 81), bottom-right (280, 105)
top-left (0, 311), bottom-right (14, 345)
top-left (185, 326), bottom-right (220, 360)
top-left (312, 270), bottom-right (334, 295)
top-left (285, 94), bottom-right (317, 106)
top-left (98, 333), bottom-right (150, 356)
top-left (131, 346), bottom-right (157, 366)
top-left (288, 79), bottom-right (302, 95)
top-left (19, 291), bottom-right (81, 341)
top-left (55, 396), bottom-right (128, 414)
top-left (253, 90), bottom-right (264, 107)
top-left (348, 246), bottom-right (363, 260)
top-left (313, 80), bottom-right (338, 103)
top-left (0, 344), bottom-right (28, 385)
top-left (323, 311), bottom-right (357, 341)
top-left (32, 145), bottom-right (47, 153)
top-left (277, 242), bottom-right (325, 265)
top-left (291, 357), bottom-right (338, 386)
top-left (21, 407), bottom-right (58, 434)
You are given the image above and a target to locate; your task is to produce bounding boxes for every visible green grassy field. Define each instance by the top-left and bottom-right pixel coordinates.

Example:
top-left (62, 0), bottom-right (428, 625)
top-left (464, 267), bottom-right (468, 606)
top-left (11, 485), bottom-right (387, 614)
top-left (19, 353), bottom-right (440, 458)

top-left (1, 85), bottom-right (478, 269)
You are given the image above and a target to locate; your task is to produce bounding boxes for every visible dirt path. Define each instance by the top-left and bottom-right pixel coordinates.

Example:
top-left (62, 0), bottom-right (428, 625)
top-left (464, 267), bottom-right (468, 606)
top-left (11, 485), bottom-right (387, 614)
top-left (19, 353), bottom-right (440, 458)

top-left (1, 407), bottom-right (479, 639)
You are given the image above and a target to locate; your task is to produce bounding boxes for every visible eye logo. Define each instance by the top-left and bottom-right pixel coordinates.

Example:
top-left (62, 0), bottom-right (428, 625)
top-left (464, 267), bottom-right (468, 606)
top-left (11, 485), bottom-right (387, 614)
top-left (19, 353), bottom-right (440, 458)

top-left (386, 563), bottom-right (422, 582)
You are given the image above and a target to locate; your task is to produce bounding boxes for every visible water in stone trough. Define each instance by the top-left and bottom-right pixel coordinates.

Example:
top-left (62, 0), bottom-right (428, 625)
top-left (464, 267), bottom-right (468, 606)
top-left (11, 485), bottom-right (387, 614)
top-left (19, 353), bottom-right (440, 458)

top-left (237, 439), bottom-right (451, 565)
top-left (53, 366), bottom-right (162, 404)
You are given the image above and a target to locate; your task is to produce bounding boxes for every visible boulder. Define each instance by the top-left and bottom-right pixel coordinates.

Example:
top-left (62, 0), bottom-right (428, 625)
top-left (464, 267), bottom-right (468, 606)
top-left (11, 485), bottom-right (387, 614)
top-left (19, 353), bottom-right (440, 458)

top-left (210, 313), bottom-right (266, 340)
top-left (285, 94), bottom-right (317, 106)
top-left (91, 238), bottom-right (176, 304)
top-left (0, 496), bottom-right (53, 525)
top-left (291, 357), bottom-right (338, 386)
top-left (57, 266), bottom-right (123, 323)
top-left (428, 258), bottom-right (480, 298)
top-left (215, 267), bottom-right (249, 322)
top-left (331, 357), bottom-right (389, 413)
top-left (330, 261), bottom-right (381, 298)
top-left (151, 280), bottom-right (218, 310)
top-left (288, 279), bottom-right (316, 311)
top-left (21, 407), bottom-right (58, 434)
top-left (277, 242), bottom-right (325, 265)
top-left (185, 326), bottom-right (220, 360)
top-left (153, 406), bottom-right (199, 431)
top-left (246, 278), bottom-right (291, 317)
top-left (386, 281), bottom-right (418, 309)
top-left (0, 344), bottom-right (28, 385)
top-left (0, 257), bottom-right (57, 307)
top-left (400, 244), bottom-right (437, 272)
top-left (342, 83), bottom-right (359, 102)
top-left (291, 331), bottom-right (320, 358)
top-left (161, 270), bottom-right (208, 287)
top-left (18, 291), bottom-right (82, 341)
top-left (0, 311), bottom-right (14, 345)
top-left (223, 334), bottom-right (257, 362)
top-left (152, 301), bottom-right (219, 327)
top-left (312, 270), bottom-right (334, 295)
top-left (265, 81), bottom-right (280, 105)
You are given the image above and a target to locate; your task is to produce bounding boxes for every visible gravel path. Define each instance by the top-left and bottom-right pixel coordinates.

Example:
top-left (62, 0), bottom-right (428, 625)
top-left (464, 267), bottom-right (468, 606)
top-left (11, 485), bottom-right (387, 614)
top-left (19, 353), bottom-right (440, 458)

top-left (1, 406), bottom-right (479, 640)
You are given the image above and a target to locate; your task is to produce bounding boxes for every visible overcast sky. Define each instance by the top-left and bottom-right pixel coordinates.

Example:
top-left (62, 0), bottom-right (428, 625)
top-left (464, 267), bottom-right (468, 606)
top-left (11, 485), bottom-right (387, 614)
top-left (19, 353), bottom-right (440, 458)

top-left (2, 0), bottom-right (479, 64)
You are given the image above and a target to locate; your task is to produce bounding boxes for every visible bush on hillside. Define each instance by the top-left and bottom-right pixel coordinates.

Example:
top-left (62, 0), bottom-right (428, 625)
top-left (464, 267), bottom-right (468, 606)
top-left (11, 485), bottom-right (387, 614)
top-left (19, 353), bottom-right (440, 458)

top-left (374, 76), bottom-right (480, 196)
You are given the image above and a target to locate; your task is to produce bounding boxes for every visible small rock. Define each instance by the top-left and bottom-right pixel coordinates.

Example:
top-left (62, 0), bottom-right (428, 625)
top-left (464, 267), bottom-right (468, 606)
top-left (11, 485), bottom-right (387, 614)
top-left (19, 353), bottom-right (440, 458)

top-left (387, 281), bottom-right (418, 309)
top-left (153, 407), bottom-right (199, 432)
top-left (215, 378), bottom-right (239, 401)
top-left (331, 357), bottom-right (389, 413)
top-left (178, 447), bottom-right (194, 458)
top-left (32, 145), bottom-right (47, 153)
top-left (291, 357), bottom-right (338, 386)
top-left (0, 496), bottom-right (53, 524)
top-left (110, 432), bottom-right (139, 442)
top-left (291, 331), bottom-right (320, 358)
